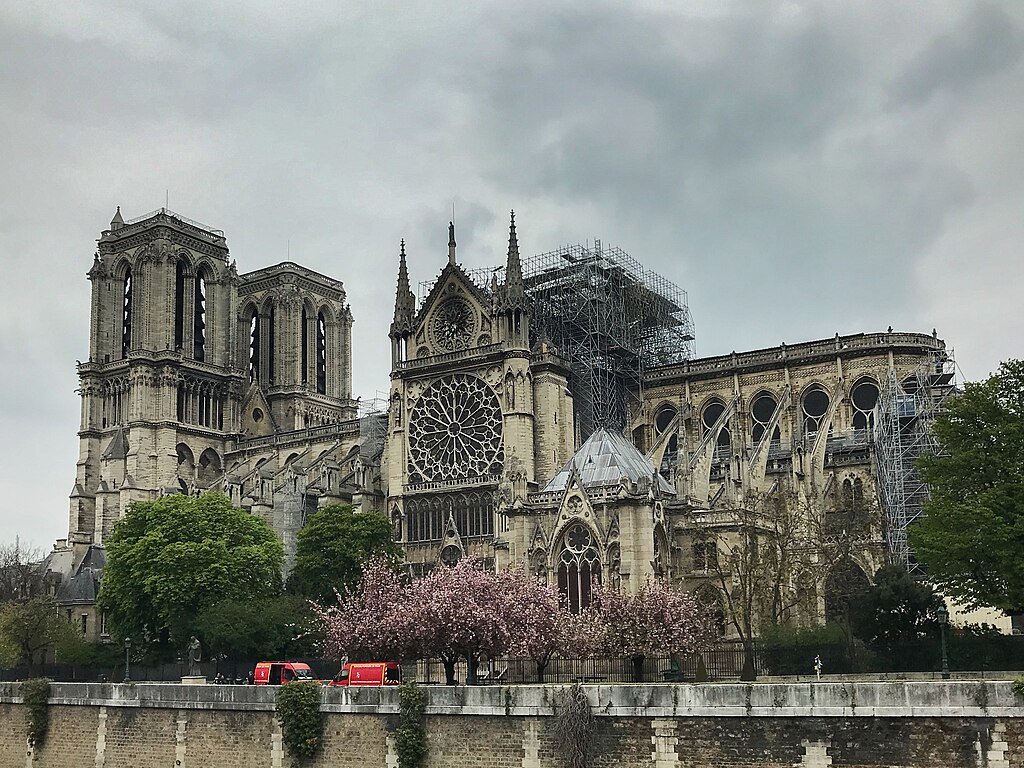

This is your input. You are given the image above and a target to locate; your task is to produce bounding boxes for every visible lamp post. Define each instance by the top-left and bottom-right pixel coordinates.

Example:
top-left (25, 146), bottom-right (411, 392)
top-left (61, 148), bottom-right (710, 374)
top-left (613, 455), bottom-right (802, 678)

top-left (123, 637), bottom-right (132, 683)
top-left (937, 604), bottom-right (950, 680)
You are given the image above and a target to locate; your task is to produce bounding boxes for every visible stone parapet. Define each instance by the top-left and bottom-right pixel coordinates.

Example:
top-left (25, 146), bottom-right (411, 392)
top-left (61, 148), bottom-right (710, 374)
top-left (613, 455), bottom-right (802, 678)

top-left (2, 680), bottom-right (1022, 719)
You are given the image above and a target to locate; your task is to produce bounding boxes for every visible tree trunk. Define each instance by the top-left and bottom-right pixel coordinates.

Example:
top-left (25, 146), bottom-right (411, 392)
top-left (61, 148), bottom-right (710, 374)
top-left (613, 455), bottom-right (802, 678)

top-left (631, 654), bottom-right (645, 682)
top-left (466, 655), bottom-right (479, 686)
top-left (536, 660), bottom-right (547, 684)
top-left (442, 658), bottom-right (458, 686)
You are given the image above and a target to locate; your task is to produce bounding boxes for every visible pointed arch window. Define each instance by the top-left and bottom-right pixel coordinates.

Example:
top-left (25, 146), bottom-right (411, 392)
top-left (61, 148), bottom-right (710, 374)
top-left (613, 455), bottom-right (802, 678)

top-left (121, 268), bottom-right (133, 357)
top-left (174, 260), bottom-right (186, 350)
top-left (851, 378), bottom-right (880, 432)
top-left (268, 306), bottom-right (276, 385)
top-left (248, 308), bottom-right (260, 382)
top-left (316, 311), bottom-right (327, 394)
top-left (301, 307), bottom-right (309, 385)
top-left (557, 523), bottom-right (602, 614)
top-left (193, 268), bottom-right (207, 361)
top-left (702, 399), bottom-right (731, 462)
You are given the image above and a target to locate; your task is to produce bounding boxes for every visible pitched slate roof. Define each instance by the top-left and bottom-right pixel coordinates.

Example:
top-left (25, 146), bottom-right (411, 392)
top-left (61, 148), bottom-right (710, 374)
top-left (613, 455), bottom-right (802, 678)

top-left (542, 427), bottom-right (675, 495)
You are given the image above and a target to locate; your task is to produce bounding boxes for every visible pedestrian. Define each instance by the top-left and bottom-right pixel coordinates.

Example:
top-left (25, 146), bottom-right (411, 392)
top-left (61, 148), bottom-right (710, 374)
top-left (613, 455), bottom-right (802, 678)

top-left (813, 654), bottom-right (823, 680)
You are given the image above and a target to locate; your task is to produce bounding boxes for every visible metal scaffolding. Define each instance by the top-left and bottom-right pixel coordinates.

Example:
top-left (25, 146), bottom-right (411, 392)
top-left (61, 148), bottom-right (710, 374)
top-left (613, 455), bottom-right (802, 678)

top-left (873, 349), bottom-right (956, 573)
top-left (420, 241), bottom-right (694, 439)
top-left (523, 241), bottom-right (694, 438)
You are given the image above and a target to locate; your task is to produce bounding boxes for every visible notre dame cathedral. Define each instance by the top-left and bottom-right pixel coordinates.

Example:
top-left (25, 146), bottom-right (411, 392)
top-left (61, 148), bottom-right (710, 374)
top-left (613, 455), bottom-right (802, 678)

top-left (54, 205), bottom-right (954, 639)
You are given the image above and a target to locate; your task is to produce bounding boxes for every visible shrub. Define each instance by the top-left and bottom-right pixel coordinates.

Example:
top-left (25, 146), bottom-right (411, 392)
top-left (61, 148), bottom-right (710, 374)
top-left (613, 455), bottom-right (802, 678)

top-left (22, 678), bottom-right (51, 749)
top-left (760, 624), bottom-right (866, 675)
top-left (1012, 676), bottom-right (1024, 699)
top-left (275, 681), bottom-right (323, 764)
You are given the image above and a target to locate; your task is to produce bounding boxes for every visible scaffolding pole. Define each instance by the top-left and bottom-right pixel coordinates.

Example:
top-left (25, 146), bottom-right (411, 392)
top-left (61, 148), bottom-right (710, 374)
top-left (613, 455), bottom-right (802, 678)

top-left (873, 349), bottom-right (956, 573)
top-left (421, 241), bottom-right (695, 440)
top-left (522, 240), bottom-right (694, 438)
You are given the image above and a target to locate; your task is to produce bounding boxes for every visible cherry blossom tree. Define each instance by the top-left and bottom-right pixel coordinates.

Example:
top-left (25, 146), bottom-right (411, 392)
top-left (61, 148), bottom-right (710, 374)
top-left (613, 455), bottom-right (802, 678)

top-left (407, 557), bottom-right (513, 685)
top-left (500, 568), bottom-right (562, 681)
top-left (314, 555), bottom-right (411, 663)
top-left (596, 579), bottom-right (713, 681)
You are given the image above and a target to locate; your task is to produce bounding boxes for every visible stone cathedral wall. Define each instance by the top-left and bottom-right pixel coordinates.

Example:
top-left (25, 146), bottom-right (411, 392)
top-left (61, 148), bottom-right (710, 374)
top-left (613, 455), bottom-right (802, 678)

top-left (1, 681), bottom-right (1021, 767)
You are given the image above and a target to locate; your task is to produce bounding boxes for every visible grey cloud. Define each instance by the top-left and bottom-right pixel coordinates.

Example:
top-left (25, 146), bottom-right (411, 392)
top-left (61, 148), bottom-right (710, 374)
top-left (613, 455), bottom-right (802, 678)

top-left (0, 1), bottom-right (1021, 548)
top-left (890, 3), bottom-right (1024, 106)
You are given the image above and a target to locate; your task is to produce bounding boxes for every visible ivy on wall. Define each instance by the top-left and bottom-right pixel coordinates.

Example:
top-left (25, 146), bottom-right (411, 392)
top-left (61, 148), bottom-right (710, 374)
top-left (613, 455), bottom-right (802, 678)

top-left (22, 678), bottom-right (51, 749)
top-left (395, 682), bottom-right (427, 768)
top-left (275, 681), bottom-right (323, 764)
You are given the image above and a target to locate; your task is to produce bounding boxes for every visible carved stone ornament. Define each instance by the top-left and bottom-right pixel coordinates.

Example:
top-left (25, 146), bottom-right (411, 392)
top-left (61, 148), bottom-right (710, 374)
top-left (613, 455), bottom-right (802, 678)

top-left (136, 237), bottom-right (174, 264)
top-left (429, 296), bottom-right (476, 352)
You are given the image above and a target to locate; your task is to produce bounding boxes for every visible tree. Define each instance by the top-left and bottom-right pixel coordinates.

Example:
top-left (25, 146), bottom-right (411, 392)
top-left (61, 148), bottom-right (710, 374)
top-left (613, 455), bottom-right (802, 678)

top-left (596, 580), bottom-right (712, 681)
top-left (315, 555), bottom-right (412, 664)
top-left (288, 505), bottom-right (402, 604)
top-left (850, 565), bottom-right (943, 653)
top-left (500, 568), bottom-right (563, 682)
top-left (408, 558), bottom-right (513, 685)
top-left (910, 359), bottom-right (1024, 614)
top-left (97, 492), bottom-right (284, 655)
top-left (195, 595), bottom-right (315, 661)
top-left (0, 539), bottom-right (44, 603)
top-left (0, 597), bottom-right (78, 668)
top-left (696, 489), bottom-right (877, 679)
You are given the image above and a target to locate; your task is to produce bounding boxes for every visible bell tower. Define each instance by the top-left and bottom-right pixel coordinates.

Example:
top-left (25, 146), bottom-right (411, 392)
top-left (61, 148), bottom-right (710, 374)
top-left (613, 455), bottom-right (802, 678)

top-left (70, 208), bottom-right (242, 546)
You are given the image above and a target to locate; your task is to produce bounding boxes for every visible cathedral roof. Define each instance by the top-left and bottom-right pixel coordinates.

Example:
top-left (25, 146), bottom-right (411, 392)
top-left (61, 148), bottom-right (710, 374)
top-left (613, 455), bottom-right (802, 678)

top-left (542, 427), bottom-right (674, 495)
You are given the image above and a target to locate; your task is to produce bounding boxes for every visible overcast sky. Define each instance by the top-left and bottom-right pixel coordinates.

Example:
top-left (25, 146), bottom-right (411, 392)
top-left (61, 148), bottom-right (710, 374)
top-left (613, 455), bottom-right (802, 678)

top-left (2, 1), bottom-right (1022, 552)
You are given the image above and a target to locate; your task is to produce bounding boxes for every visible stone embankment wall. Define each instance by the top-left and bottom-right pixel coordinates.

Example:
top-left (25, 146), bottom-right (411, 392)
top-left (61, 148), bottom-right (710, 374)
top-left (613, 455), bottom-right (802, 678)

top-left (0, 680), bottom-right (1021, 767)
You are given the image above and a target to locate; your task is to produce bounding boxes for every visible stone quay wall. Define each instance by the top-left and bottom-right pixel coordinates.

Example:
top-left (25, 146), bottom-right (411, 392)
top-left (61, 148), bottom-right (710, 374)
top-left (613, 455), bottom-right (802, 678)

top-left (1, 680), bottom-right (1022, 767)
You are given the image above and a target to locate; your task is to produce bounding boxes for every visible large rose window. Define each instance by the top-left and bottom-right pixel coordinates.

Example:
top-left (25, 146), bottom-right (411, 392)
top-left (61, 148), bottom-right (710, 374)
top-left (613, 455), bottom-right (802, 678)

top-left (407, 374), bottom-right (504, 483)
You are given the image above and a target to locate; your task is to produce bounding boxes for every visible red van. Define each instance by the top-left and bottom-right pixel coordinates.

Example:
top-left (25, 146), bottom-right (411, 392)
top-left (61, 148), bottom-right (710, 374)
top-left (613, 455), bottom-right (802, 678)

top-left (253, 661), bottom-right (316, 685)
top-left (329, 662), bottom-right (402, 687)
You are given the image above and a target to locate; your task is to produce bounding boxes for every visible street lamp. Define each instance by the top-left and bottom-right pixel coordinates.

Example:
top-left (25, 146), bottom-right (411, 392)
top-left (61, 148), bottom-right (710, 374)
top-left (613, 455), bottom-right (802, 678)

top-left (123, 637), bottom-right (132, 683)
top-left (937, 604), bottom-right (950, 680)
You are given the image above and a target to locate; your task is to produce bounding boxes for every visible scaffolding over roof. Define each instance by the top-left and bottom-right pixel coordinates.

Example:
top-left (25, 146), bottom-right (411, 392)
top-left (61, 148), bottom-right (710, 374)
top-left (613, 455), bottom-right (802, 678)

top-left (873, 348), bottom-right (956, 574)
top-left (422, 240), bottom-right (695, 439)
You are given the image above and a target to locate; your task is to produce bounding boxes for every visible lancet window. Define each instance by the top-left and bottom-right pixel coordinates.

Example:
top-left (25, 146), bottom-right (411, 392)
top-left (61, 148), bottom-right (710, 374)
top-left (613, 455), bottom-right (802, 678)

top-left (248, 308), bottom-right (260, 382)
top-left (404, 492), bottom-right (494, 543)
top-left (556, 523), bottom-right (601, 614)
top-left (193, 268), bottom-right (207, 361)
top-left (316, 311), bottom-right (327, 394)
top-left (121, 269), bottom-right (133, 357)
top-left (174, 259), bottom-right (186, 350)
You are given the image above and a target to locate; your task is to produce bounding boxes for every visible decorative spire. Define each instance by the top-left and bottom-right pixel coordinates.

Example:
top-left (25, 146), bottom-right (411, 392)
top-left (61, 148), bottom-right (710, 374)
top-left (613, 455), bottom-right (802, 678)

top-left (110, 206), bottom-right (124, 231)
top-left (505, 209), bottom-right (523, 290)
top-left (391, 239), bottom-right (415, 334)
top-left (448, 221), bottom-right (456, 265)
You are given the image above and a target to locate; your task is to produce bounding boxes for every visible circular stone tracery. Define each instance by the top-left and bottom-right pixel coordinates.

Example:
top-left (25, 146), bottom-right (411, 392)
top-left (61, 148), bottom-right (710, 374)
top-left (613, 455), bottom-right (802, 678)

top-left (407, 374), bottom-right (504, 483)
top-left (430, 296), bottom-right (476, 352)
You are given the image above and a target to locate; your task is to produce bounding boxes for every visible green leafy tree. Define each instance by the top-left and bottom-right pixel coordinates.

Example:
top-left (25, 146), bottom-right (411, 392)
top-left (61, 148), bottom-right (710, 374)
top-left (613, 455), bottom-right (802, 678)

top-left (97, 492), bottom-right (284, 655)
top-left (194, 595), bottom-right (316, 660)
top-left (0, 598), bottom-right (78, 668)
top-left (851, 565), bottom-right (943, 652)
top-left (910, 359), bottom-right (1024, 614)
top-left (288, 504), bottom-right (401, 604)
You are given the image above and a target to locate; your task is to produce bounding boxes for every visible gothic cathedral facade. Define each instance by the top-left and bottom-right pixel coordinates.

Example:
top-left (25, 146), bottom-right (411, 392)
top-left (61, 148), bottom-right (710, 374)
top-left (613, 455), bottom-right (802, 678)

top-left (59, 205), bottom-right (951, 637)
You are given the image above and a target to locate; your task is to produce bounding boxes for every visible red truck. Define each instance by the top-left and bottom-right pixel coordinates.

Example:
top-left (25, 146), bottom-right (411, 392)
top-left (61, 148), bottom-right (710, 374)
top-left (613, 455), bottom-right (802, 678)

top-left (329, 662), bottom-right (402, 687)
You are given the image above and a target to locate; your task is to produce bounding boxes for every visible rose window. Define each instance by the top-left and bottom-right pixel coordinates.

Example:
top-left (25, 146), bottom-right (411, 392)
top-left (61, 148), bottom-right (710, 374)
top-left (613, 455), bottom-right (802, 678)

top-left (407, 374), bottom-right (504, 483)
top-left (430, 297), bottom-right (476, 352)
